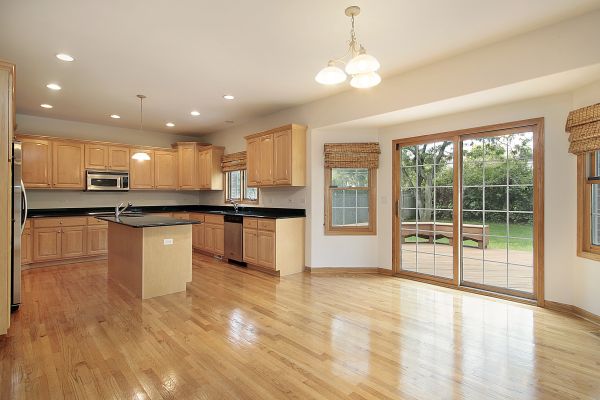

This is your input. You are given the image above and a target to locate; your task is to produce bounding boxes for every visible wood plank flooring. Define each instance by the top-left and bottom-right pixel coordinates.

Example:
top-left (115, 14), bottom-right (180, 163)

top-left (1, 253), bottom-right (600, 399)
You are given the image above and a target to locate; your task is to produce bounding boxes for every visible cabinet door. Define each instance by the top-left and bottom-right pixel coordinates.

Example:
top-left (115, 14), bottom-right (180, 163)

top-left (204, 224), bottom-right (215, 252)
top-left (108, 146), bottom-right (130, 170)
top-left (273, 130), bottom-right (292, 185)
top-left (87, 226), bottom-right (108, 256)
top-left (21, 138), bottom-right (52, 188)
top-left (197, 150), bottom-right (209, 189)
top-left (61, 226), bottom-right (86, 258)
top-left (85, 144), bottom-right (108, 170)
top-left (154, 150), bottom-right (178, 189)
top-left (53, 141), bottom-right (85, 189)
top-left (214, 225), bottom-right (224, 256)
top-left (33, 227), bottom-right (61, 262)
top-left (178, 144), bottom-right (197, 189)
top-left (243, 228), bottom-right (258, 264)
top-left (192, 223), bottom-right (205, 249)
top-left (21, 229), bottom-right (33, 264)
top-left (246, 138), bottom-right (260, 187)
top-left (259, 134), bottom-right (274, 185)
top-left (130, 149), bottom-right (155, 189)
top-left (257, 230), bottom-right (276, 269)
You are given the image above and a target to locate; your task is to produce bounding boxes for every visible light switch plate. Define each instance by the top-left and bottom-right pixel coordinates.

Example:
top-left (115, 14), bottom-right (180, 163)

top-left (164, 238), bottom-right (174, 245)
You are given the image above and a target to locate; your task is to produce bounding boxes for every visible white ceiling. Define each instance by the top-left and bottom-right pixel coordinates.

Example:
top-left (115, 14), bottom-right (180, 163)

top-left (1, 0), bottom-right (599, 135)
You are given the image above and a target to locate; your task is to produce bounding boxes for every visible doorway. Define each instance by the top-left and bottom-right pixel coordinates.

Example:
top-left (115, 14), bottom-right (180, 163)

top-left (392, 119), bottom-right (544, 304)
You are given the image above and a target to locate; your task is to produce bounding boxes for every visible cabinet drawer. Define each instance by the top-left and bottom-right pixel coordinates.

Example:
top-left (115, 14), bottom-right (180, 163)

top-left (204, 214), bottom-right (224, 225)
top-left (243, 217), bottom-right (258, 229)
top-left (87, 217), bottom-right (108, 226)
top-left (257, 219), bottom-right (276, 232)
top-left (188, 213), bottom-right (205, 222)
top-left (34, 216), bottom-right (88, 228)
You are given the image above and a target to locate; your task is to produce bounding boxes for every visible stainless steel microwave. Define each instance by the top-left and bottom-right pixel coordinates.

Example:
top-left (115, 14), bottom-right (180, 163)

top-left (86, 170), bottom-right (129, 191)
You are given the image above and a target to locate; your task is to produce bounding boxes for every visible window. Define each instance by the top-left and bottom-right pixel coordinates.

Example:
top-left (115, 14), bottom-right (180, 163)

top-left (325, 167), bottom-right (376, 235)
top-left (225, 170), bottom-right (258, 204)
top-left (578, 151), bottom-right (600, 259)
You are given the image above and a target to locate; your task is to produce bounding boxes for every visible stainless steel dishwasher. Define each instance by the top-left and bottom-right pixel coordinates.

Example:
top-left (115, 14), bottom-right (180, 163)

top-left (224, 215), bottom-right (244, 263)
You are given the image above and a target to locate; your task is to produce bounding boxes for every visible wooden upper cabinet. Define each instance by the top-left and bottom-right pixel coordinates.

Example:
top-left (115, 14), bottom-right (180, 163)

top-left (52, 141), bottom-right (85, 189)
top-left (108, 146), bottom-right (129, 170)
top-left (154, 150), bottom-right (178, 190)
top-left (245, 124), bottom-right (306, 187)
top-left (259, 134), bottom-right (274, 186)
top-left (130, 149), bottom-right (155, 189)
top-left (246, 138), bottom-right (260, 187)
top-left (273, 129), bottom-right (292, 185)
top-left (85, 144), bottom-right (108, 170)
top-left (197, 146), bottom-right (224, 190)
top-left (177, 143), bottom-right (198, 189)
top-left (21, 138), bottom-right (52, 188)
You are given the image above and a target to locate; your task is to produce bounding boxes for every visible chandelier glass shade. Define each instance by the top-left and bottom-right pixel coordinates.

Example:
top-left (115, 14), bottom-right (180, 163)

top-left (315, 6), bottom-right (381, 89)
top-left (131, 94), bottom-right (152, 161)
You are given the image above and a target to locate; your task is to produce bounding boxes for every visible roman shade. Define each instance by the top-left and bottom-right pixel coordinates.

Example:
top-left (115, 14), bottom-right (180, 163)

top-left (221, 151), bottom-right (246, 172)
top-left (324, 142), bottom-right (381, 169)
top-left (565, 103), bottom-right (600, 154)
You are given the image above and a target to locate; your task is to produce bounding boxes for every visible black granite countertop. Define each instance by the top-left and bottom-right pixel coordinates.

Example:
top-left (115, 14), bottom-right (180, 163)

top-left (97, 215), bottom-right (199, 228)
top-left (27, 205), bottom-right (306, 219)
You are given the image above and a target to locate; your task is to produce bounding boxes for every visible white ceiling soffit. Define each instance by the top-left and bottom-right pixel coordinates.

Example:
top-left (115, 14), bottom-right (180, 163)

top-left (1, 0), bottom-right (600, 135)
top-left (323, 64), bottom-right (600, 130)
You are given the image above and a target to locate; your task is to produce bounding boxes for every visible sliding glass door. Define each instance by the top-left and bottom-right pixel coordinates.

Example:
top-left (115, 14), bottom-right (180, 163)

top-left (398, 139), bottom-right (458, 282)
top-left (393, 120), bottom-right (543, 303)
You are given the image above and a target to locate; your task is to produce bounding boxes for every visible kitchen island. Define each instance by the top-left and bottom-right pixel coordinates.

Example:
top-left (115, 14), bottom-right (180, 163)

top-left (97, 215), bottom-right (198, 299)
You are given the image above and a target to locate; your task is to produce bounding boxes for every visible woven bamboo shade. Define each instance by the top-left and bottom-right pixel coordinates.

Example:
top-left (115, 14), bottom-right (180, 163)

top-left (565, 103), bottom-right (600, 154)
top-left (324, 142), bottom-right (381, 169)
top-left (221, 151), bottom-right (247, 172)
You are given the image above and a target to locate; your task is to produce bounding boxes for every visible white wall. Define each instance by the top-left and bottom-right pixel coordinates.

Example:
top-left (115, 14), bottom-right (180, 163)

top-left (17, 114), bottom-right (202, 209)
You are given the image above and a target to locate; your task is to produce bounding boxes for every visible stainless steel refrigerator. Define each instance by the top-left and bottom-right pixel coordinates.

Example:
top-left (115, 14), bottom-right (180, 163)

top-left (11, 141), bottom-right (27, 311)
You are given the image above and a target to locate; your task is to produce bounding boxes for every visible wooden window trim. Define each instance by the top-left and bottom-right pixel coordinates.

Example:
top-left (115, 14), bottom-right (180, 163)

top-left (224, 170), bottom-right (259, 205)
top-left (324, 167), bottom-right (377, 235)
top-left (577, 153), bottom-right (600, 260)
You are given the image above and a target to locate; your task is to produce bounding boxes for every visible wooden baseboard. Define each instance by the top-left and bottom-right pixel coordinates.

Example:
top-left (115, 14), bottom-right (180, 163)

top-left (304, 266), bottom-right (382, 274)
top-left (545, 300), bottom-right (600, 326)
top-left (247, 263), bottom-right (280, 276)
top-left (23, 255), bottom-right (107, 270)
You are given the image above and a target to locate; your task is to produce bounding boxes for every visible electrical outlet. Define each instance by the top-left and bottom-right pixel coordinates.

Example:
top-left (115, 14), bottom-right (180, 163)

top-left (164, 238), bottom-right (174, 245)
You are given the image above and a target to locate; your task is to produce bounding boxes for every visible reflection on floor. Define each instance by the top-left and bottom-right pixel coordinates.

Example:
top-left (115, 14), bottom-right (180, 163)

top-left (401, 242), bottom-right (533, 292)
top-left (1, 254), bottom-right (599, 399)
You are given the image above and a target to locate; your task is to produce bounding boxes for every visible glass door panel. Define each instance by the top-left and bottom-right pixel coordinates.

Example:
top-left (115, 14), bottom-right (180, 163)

top-left (461, 131), bottom-right (535, 295)
top-left (399, 141), bottom-right (455, 280)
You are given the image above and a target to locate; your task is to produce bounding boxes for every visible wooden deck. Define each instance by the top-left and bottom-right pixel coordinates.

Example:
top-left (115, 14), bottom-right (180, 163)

top-left (1, 254), bottom-right (599, 399)
top-left (401, 242), bottom-right (533, 293)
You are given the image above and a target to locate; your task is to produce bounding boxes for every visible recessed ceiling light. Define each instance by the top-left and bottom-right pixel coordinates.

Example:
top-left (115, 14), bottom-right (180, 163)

top-left (46, 83), bottom-right (61, 91)
top-left (110, 114), bottom-right (121, 119)
top-left (40, 104), bottom-right (53, 109)
top-left (166, 122), bottom-right (175, 127)
top-left (55, 53), bottom-right (74, 62)
top-left (190, 110), bottom-right (200, 116)
top-left (223, 94), bottom-right (235, 100)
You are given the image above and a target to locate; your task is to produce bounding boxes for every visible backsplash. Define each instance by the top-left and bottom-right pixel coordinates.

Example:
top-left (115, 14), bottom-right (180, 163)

top-left (27, 190), bottom-right (201, 209)
top-left (198, 187), bottom-right (307, 209)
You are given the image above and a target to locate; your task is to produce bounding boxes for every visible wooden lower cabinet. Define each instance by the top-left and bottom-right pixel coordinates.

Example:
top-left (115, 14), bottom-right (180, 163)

top-left (21, 228), bottom-right (33, 264)
top-left (87, 226), bottom-right (108, 256)
top-left (243, 217), bottom-right (305, 276)
top-left (204, 224), bottom-right (224, 255)
top-left (61, 226), bottom-right (86, 258)
top-left (33, 227), bottom-right (62, 262)
top-left (190, 213), bottom-right (224, 256)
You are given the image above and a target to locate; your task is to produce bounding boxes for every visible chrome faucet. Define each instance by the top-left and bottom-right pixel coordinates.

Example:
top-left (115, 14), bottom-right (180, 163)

top-left (230, 200), bottom-right (239, 214)
top-left (115, 202), bottom-right (133, 220)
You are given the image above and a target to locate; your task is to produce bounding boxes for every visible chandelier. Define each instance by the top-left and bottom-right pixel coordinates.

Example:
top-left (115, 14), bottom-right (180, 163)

top-left (315, 6), bottom-right (381, 89)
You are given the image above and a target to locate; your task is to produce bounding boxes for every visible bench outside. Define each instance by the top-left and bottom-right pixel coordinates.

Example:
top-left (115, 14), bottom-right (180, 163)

top-left (400, 222), bottom-right (490, 249)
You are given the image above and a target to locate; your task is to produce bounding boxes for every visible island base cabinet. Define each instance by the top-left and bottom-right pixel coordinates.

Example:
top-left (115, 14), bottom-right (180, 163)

top-left (243, 217), bottom-right (304, 276)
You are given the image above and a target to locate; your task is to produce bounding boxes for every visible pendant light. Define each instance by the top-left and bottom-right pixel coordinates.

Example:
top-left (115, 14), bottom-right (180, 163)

top-left (315, 6), bottom-right (381, 89)
top-left (131, 94), bottom-right (151, 161)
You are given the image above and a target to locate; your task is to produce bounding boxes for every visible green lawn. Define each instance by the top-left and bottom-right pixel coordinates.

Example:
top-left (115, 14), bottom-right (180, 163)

top-left (404, 222), bottom-right (533, 251)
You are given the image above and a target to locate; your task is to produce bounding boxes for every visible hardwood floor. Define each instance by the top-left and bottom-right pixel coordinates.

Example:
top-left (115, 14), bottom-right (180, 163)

top-left (2, 254), bottom-right (600, 399)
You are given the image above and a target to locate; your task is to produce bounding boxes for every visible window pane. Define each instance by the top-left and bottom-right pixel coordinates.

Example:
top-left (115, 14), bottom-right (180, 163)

top-left (227, 171), bottom-right (241, 201)
top-left (592, 184), bottom-right (600, 245)
top-left (331, 168), bottom-right (368, 188)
